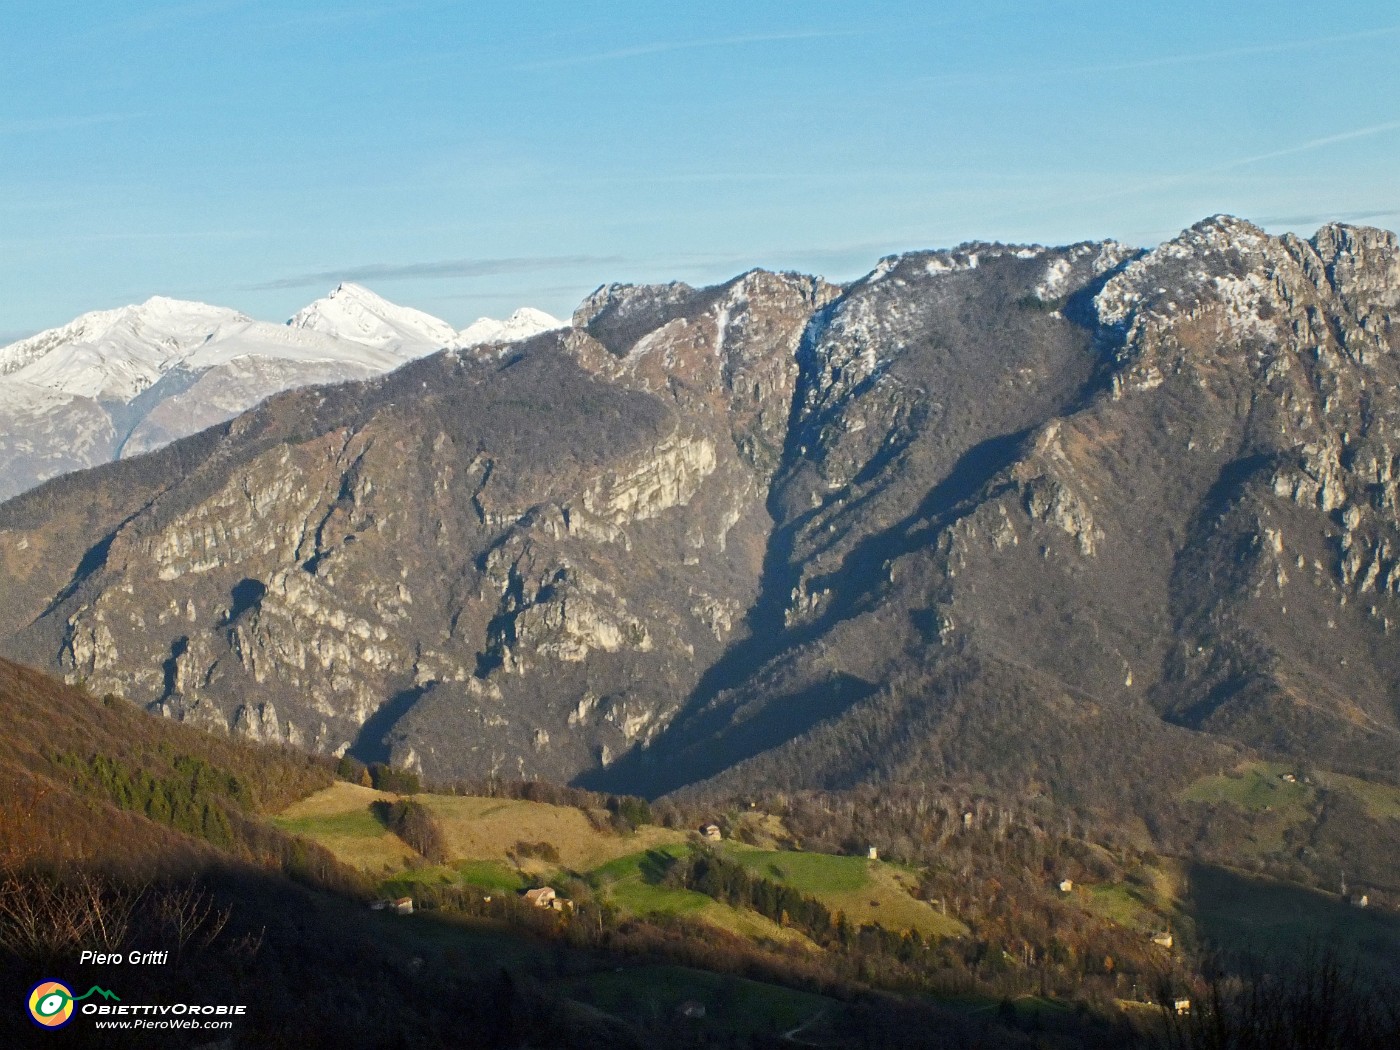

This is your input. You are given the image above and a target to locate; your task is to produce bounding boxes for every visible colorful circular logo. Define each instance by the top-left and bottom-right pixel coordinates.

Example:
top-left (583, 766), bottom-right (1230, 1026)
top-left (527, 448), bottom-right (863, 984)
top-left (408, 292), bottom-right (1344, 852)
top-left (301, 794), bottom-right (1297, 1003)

top-left (28, 981), bottom-right (75, 1029)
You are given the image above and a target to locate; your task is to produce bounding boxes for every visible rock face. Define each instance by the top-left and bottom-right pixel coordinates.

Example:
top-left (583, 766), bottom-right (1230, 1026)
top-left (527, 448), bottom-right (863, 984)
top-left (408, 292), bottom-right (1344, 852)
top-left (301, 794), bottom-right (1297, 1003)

top-left (1, 218), bottom-right (1398, 804)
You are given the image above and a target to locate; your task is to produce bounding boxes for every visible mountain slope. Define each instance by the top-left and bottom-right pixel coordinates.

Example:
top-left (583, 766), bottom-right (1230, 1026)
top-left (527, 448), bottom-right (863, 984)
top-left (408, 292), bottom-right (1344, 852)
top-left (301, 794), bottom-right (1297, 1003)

top-left (0, 218), bottom-right (1397, 815)
top-left (623, 218), bottom-right (1400, 798)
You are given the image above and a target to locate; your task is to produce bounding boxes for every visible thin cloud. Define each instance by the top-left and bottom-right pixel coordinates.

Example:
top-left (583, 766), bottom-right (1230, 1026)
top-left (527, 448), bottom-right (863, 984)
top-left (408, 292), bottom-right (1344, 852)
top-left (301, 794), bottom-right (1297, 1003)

top-left (1255, 208), bottom-right (1400, 228)
top-left (1220, 121), bottom-right (1400, 169)
top-left (519, 29), bottom-right (861, 70)
top-left (249, 255), bottom-right (622, 291)
top-left (920, 23), bottom-right (1400, 86)
top-left (0, 113), bottom-right (142, 136)
top-left (431, 284), bottom-right (593, 302)
top-left (1031, 120), bottom-right (1400, 216)
top-left (103, 0), bottom-right (251, 37)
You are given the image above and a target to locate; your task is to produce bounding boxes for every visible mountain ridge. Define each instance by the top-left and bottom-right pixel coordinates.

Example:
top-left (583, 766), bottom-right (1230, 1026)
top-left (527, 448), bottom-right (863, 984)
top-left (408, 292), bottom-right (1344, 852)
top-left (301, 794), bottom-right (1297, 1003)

top-left (1, 216), bottom-right (1396, 819)
top-left (0, 288), bottom-right (562, 501)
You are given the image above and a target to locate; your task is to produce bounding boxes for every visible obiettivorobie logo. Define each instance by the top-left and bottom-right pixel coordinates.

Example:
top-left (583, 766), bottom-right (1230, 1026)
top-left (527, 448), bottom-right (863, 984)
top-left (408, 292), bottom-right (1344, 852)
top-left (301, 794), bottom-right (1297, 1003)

top-left (25, 978), bottom-right (246, 1032)
top-left (27, 981), bottom-right (119, 1029)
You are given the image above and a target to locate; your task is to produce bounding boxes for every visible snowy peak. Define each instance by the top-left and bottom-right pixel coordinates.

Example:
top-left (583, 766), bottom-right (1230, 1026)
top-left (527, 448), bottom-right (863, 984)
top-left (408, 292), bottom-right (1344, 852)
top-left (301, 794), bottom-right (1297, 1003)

top-left (458, 307), bottom-right (565, 348)
top-left (0, 297), bottom-right (250, 401)
top-left (287, 282), bottom-right (459, 358)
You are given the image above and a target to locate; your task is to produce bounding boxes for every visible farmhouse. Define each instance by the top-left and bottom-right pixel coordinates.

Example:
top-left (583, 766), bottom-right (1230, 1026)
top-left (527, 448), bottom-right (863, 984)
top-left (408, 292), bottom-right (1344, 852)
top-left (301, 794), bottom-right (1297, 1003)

top-left (1152, 931), bottom-right (1174, 949)
top-left (700, 823), bottom-right (722, 841)
top-left (523, 886), bottom-right (557, 908)
top-left (1058, 879), bottom-right (1074, 893)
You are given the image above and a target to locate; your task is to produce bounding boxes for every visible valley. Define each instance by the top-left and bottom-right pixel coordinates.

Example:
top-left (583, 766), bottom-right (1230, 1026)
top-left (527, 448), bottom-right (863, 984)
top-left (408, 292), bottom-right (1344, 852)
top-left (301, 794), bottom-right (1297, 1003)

top-left (3, 215), bottom-right (1400, 1046)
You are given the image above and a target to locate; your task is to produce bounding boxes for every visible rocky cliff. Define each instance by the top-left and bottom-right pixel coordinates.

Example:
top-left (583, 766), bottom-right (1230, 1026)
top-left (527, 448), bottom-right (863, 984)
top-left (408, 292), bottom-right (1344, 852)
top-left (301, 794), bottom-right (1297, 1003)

top-left (1, 218), bottom-right (1397, 805)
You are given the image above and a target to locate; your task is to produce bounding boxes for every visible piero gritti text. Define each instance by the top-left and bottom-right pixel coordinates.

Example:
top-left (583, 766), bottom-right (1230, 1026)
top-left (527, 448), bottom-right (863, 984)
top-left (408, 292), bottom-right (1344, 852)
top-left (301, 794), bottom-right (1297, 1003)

top-left (79, 950), bottom-right (170, 965)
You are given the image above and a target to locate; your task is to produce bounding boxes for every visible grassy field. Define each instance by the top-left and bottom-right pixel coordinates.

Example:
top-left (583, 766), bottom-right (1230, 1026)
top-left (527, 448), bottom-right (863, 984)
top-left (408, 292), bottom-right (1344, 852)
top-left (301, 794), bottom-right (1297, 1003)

top-left (724, 846), bottom-right (966, 938)
top-left (455, 859), bottom-right (528, 893)
top-left (1187, 863), bottom-right (1400, 976)
top-left (727, 848), bottom-right (871, 892)
top-left (1180, 761), bottom-right (1318, 855)
top-left (557, 964), bottom-right (833, 1038)
top-left (411, 792), bottom-right (688, 870)
top-left (1077, 860), bottom-right (1183, 934)
top-left (275, 785), bottom-right (964, 943)
top-left (1181, 761), bottom-right (1315, 814)
top-left (1082, 882), bottom-right (1162, 931)
top-left (594, 845), bottom-right (815, 946)
top-left (272, 781), bottom-right (416, 870)
top-left (275, 782), bottom-right (687, 873)
top-left (1315, 770), bottom-right (1400, 821)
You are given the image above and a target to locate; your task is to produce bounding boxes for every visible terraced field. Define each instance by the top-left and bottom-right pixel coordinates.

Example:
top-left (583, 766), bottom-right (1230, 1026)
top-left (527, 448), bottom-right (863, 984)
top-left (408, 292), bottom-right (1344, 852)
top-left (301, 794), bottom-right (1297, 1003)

top-left (273, 782), bottom-right (416, 870)
top-left (724, 846), bottom-right (967, 938)
top-left (274, 784), bottom-right (967, 944)
top-left (413, 793), bottom-right (688, 871)
top-left (592, 845), bottom-right (815, 946)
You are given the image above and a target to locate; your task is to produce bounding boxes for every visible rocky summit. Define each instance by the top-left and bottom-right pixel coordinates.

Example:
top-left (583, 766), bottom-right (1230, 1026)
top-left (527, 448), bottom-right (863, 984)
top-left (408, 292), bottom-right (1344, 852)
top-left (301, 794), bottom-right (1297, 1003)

top-left (1, 216), bottom-right (1397, 806)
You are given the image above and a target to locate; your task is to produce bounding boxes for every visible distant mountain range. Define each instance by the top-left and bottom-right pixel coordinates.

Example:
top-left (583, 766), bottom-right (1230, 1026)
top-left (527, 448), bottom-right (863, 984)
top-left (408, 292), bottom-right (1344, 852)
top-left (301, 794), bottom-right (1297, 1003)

top-left (1, 217), bottom-right (1397, 821)
top-left (0, 284), bottom-right (562, 501)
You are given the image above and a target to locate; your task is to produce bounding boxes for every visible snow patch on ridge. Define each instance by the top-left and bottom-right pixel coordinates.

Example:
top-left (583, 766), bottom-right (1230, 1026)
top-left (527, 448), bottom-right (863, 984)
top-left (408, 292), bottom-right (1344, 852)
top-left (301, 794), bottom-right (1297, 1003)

top-left (459, 307), bottom-right (564, 348)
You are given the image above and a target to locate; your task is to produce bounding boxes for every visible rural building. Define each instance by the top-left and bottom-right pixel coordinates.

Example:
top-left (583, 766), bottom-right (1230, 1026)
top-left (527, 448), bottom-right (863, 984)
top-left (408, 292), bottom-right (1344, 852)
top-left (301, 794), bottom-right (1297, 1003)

top-left (1174, 998), bottom-right (1191, 1016)
top-left (393, 897), bottom-right (414, 915)
top-left (1058, 879), bottom-right (1073, 893)
top-left (867, 846), bottom-right (879, 861)
top-left (1152, 931), bottom-right (1174, 949)
top-left (523, 886), bottom-right (557, 908)
top-left (700, 823), bottom-right (722, 841)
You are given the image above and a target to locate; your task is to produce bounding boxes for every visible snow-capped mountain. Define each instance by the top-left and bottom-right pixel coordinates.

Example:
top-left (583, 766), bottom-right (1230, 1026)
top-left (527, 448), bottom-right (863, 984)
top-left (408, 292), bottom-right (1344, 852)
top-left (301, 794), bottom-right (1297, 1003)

top-left (0, 297), bottom-right (248, 402)
top-left (459, 307), bottom-right (564, 347)
top-left (287, 282), bottom-right (461, 358)
top-left (0, 288), bottom-right (558, 502)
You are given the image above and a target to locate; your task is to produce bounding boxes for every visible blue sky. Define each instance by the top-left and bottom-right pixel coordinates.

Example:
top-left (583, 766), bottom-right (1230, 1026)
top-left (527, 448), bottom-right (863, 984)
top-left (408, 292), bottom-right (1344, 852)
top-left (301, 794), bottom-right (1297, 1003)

top-left (2, 1), bottom-right (1397, 338)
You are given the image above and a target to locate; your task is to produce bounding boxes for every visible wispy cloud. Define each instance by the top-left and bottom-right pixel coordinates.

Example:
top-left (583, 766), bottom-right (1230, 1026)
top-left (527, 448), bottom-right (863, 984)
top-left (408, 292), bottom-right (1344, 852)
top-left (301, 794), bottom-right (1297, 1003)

top-left (1217, 121), bottom-right (1400, 170)
top-left (430, 284), bottom-right (594, 303)
top-left (1094, 120), bottom-right (1400, 206)
top-left (519, 29), bottom-right (861, 71)
top-left (1254, 208), bottom-right (1400, 228)
top-left (249, 254), bottom-right (622, 291)
top-left (249, 1), bottom-right (444, 33)
top-left (1011, 119), bottom-right (1400, 221)
top-left (0, 113), bottom-right (143, 136)
top-left (920, 23), bottom-right (1400, 86)
top-left (102, 0), bottom-right (251, 37)
top-left (97, 0), bottom-right (436, 40)
top-left (0, 228), bottom-right (266, 249)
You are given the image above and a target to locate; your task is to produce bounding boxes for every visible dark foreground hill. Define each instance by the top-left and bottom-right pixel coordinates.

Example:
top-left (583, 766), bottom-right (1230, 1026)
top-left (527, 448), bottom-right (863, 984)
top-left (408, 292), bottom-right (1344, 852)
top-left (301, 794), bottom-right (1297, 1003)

top-left (0, 658), bottom-right (547, 1048)
top-left (0, 217), bottom-right (1397, 815)
top-left (0, 658), bottom-right (1175, 1049)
